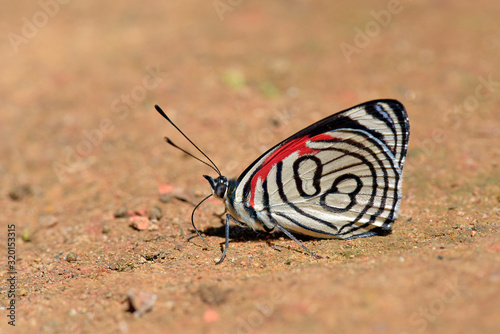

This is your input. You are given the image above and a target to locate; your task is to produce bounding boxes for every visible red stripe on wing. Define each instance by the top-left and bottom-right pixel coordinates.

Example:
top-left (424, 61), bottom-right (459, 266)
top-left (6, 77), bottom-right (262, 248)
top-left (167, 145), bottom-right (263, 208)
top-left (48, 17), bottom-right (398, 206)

top-left (249, 133), bottom-right (338, 206)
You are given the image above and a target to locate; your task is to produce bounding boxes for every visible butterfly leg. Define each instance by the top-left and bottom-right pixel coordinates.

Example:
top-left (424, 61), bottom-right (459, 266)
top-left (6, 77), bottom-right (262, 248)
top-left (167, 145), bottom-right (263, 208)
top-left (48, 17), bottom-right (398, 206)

top-left (215, 214), bottom-right (232, 264)
top-left (216, 214), bottom-right (250, 264)
top-left (274, 225), bottom-right (322, 259)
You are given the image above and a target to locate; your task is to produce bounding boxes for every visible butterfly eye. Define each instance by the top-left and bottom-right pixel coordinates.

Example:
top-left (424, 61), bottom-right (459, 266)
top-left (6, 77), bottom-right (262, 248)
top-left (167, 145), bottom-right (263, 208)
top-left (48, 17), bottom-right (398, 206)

top-left (213, 177), bottom-right (228, 198)
top-left (214, 183), bottom-right (227, 198)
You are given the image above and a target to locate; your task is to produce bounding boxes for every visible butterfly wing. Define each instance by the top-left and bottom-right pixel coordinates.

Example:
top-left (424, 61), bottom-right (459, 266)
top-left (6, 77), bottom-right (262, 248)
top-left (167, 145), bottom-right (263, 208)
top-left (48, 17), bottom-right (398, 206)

top-left (227, 99), bottom-right (410, 239)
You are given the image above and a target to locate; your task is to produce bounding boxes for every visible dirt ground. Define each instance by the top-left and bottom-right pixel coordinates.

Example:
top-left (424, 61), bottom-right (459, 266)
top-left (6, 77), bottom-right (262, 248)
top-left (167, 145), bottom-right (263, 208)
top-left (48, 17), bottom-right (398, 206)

top-left (1, 1), bottom-right (499, 333)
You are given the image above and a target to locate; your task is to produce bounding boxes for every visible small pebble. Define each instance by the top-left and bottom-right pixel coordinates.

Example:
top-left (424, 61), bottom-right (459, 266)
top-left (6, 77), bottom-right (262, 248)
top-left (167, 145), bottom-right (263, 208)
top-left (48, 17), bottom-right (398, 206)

top-left (129, 216), bottom-right (150, 231)
top-left (114, 207), bottom-right (128, 218)
top-left (198, 284), bottom-right (229, 306)
top-left (53, 253), bottom-right (64, 261)
top-left (8, 184), bottom-right (32, 201)
top-left (159, 193), bottom-right (172, 203)
top-left (272, 245), bottom-right (282, 251)
top-left (21, 230), bottom-right (32, 242)
top-left (65, 252), bottom-right (78, 262)
top-left (149, 206), bottom-right (163, 221)
top-left (127, 290), bottom-right (157, 317)
top-left (203, 309), bottom-right (220, 323)
top-left (143, 251), bottom-right (167, 261)
top-left (165, 300), bottom-right (175, 310)
top-left (158, 183), bottom-right (175, 194)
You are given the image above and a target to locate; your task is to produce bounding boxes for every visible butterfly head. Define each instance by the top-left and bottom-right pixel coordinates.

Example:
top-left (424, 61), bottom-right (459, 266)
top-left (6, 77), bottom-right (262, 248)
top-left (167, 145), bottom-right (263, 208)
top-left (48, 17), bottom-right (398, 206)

top-left (203, 175), bottom-right (229, 199)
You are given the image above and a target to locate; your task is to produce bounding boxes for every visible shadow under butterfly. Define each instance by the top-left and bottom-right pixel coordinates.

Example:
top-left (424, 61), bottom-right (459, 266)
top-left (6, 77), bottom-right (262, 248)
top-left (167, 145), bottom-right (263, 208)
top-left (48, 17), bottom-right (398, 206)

top-left (155, 99), bottom-right (410, 264)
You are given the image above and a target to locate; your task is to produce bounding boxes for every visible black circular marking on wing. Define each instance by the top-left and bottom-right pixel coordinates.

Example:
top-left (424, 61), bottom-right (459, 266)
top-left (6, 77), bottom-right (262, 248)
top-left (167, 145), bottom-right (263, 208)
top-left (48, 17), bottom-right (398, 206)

top-left (320, 173), bottom-right (363, 213)
top-left (293, 155), bottom-right (323, 198)
top-left (275, 161), bottom-right (340, 231)
top-left (228, 100), bottom-right (408, 240)
top-left (270, 135), bottom-right (396, 237)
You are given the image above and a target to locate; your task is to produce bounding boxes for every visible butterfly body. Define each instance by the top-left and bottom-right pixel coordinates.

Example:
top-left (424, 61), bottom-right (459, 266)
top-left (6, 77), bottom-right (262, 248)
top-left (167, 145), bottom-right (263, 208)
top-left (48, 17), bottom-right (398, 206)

top-left (207, 100), bottom-right (408, 239)
top-left (156, 99), bottom-right (409, 263)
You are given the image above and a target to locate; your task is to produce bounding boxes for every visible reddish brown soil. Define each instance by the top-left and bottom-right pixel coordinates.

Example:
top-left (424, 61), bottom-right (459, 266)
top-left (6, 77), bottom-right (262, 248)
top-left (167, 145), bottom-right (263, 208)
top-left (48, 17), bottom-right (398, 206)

top-left (1, 1), bottom-right (499, 333)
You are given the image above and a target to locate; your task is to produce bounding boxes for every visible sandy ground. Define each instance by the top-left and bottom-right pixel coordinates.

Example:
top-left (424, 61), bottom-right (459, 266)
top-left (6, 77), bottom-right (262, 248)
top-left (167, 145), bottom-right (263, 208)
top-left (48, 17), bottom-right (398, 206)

top-left (1, 1), bottom-right (499, 333)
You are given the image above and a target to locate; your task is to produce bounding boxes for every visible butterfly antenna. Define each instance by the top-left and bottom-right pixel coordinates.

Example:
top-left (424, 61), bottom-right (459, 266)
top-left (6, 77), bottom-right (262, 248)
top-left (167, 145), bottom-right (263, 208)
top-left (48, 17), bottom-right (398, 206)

top-left (164, 137), bottom-right (218, 173)
top-left (190, 194), bottom-right (213, 249)
top-left (155, 105), bottom-right (221, 176)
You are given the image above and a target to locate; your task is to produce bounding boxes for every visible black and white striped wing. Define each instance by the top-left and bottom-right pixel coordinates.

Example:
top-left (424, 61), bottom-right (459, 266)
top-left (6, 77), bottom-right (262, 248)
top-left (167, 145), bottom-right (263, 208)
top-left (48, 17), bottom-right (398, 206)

top-left (230, 99), bottom-right (409, 239)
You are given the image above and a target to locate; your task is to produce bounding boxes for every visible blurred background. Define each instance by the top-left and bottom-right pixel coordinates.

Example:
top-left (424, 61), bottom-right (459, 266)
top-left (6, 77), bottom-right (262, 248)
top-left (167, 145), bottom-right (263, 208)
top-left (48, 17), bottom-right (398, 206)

top-left (1, 1), bottom-right (499, 333)
top-left (2, 1), bottom-right (498, 192)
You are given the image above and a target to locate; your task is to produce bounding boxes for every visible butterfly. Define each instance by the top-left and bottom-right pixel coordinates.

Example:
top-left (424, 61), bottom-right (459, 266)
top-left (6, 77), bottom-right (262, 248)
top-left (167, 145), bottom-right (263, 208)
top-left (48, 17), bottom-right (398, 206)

top-left (155, 99), bottom-right (409, 264)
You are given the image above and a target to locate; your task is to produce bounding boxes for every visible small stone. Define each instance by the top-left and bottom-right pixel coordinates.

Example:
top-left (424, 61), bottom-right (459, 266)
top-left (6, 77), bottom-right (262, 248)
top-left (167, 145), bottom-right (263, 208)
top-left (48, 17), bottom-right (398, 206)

top-left (18, 289), bottom-right (27, 296)
top-left (272, 244), bottom-right (282, 251)
top-left (21, 230), bottom-right (32, 242)
top-left (159, 193), bottom-right (173, 203)
top-left (165, 300), bottom-right (174, 310)
top-left (471, 230), bottom-right (477, 237)
top-left (144, 251), bottom-right (170, 261)
top-left (53, 253), bottom-right (64, 261)
top-left (127, 290), bottom-right (157, 317)
top-left (129, 216), bottom-right (150, 231)
top-left (114, 207), bottom-right (128, 218)
top-left (102, 225), bottom-right (111, 234)
top-left (149, 206), bottom-right (163, 221)
top-left (174, 244), bottom-right (183, 251)
top-left (8, 185), bottom-right (32, 201)
top-left (158, 183), bottom-right (175, 194)
top-left (158, 184), bottom-right (176, 203)
top-left (198, 284), bottom-right (229, 306)
top-left (65, 252), bottom-right (78, 262)
top-left (203, 309), bottom-right (220, 323)
top-left (159, 187), bottom-right (193, 204)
